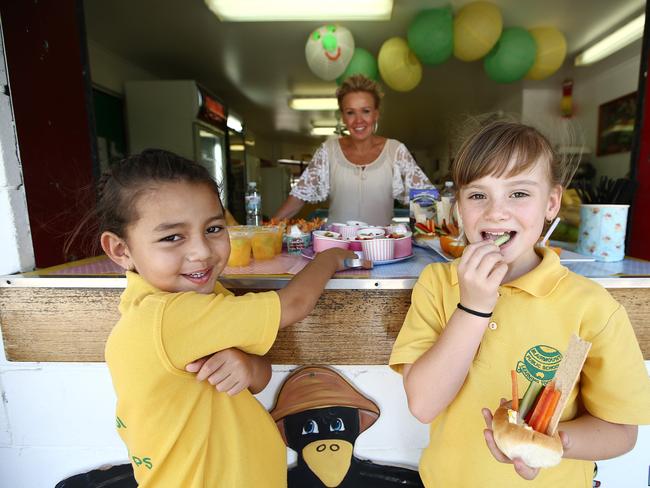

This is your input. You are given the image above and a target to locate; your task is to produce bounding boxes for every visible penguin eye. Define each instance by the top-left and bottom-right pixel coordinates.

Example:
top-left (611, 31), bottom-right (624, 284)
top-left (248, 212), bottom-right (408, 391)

top-left (329, 418), bottom-right (345, 432)
top-left (301, 419), bottom-right (319, 435)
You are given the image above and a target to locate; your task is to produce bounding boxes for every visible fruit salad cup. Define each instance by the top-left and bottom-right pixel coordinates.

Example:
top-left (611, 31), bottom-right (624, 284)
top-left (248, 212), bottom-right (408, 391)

top-left (227, 227), bottom-right (253, 267)
top-left (252, 227), bottom-right (277, 260)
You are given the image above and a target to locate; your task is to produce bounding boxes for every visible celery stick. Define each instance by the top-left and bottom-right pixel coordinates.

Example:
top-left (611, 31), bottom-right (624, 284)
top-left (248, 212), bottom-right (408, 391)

top-left (519, 381), bottom-right (543, 421)
top-left (494, 234), bottom-right (510, 246)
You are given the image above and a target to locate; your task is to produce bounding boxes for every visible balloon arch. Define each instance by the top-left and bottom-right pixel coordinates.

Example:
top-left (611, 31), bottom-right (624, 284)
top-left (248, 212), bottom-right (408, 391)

top-left (304, 1), bottom-right (567, 91)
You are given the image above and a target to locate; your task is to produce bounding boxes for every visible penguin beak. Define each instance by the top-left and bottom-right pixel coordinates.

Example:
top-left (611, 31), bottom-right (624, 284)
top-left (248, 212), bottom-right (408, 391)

top-left (302, 439), bottom-right (354, 487)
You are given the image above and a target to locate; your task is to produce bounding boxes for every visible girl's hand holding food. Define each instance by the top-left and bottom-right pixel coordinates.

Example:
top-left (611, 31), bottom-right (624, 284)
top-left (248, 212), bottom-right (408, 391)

top-left (456, 240), bottom-right (508, 314)
top-left (481, 399), bottom-right (571, 480)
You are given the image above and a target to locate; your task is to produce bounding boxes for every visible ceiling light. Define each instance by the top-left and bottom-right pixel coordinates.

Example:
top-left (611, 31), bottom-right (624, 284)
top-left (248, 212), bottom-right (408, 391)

top-left (311, 127), bottom-right (337, 136)
top-left (205, 0), bottom-right (392, 21)
top-left (312, 118), bottom-right (339, 127)
top-left (230, 144), bottom-right (245, 152)
top-left (290, 98), bottom-right (339, 111)
top-left (575, 14), bottom-right (645, 66)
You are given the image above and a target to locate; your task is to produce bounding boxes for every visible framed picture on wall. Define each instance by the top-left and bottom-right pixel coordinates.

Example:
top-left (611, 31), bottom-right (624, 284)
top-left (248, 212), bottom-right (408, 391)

top-left (597, 92), bottom-right (637, 156)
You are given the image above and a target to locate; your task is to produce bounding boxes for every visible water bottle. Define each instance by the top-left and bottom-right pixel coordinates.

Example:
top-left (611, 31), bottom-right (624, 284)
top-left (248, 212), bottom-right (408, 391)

top-left (245, 182), bottom-right (262, 226)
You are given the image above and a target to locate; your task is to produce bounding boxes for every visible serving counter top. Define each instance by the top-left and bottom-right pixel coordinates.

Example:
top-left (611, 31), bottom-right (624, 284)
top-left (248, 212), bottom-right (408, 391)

top-left (1, 247), bottom-right (650, 363)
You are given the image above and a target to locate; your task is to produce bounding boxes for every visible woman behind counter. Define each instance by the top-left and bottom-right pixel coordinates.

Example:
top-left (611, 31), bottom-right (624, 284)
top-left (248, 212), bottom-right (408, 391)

top-left (273, 75), bottom-right (433, 226)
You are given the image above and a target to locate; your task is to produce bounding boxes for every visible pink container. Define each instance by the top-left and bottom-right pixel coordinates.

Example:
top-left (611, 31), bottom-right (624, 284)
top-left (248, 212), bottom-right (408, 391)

top-left (348, 240), bottom-right (363, 251)
top-left (340, 225), bottom-right (360, 240)
top-left (312, 231), bottom-right (350, 253)
top-left (329, 222), bottom-right (345, 233)
top-left (361, 238), bottom-right (395, 261)
top-left (393, 231), bottom-right (413, 258)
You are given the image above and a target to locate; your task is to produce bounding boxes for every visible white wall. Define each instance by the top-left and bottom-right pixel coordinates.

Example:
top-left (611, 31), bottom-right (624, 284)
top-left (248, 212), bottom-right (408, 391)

top-left (87, 39), bottom-right (159, 95)
top-left (569, 40), bottom-right (642, 179)
top-left (0, 32), bottom-right (34, 275)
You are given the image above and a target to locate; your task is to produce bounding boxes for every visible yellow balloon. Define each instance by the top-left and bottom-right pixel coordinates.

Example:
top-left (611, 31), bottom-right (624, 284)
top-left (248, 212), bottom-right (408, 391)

top-left (454, 1), bottom-right (503, 62)
top-left (526, 27), bottom-right (567, 80)
top-left (378, 37), bottom-right (422, 92)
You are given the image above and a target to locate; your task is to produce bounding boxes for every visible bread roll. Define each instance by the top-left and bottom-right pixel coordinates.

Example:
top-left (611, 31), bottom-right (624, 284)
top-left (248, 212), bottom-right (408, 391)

top-left (492, 405), bottom-right (563, 468)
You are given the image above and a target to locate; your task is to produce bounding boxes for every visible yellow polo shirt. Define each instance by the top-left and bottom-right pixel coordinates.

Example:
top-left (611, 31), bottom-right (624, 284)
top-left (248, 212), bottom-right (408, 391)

top-left (390, 248), bottom-right (650, 488)
top-left (105, 272), bottom-right (286, 487)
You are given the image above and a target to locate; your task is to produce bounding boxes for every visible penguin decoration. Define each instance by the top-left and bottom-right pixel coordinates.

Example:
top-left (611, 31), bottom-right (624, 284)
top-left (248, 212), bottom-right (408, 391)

top-left (270, 366), bottom-right (424, 488)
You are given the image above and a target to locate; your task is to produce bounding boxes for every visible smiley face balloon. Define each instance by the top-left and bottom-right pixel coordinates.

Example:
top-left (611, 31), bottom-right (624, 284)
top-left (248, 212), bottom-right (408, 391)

top-left (305, 24), bottom-right (355, 81)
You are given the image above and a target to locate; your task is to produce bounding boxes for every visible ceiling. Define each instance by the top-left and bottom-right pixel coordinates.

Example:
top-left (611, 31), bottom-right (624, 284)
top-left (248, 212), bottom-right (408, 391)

top-left (83, 0), bottom-right (646, 152)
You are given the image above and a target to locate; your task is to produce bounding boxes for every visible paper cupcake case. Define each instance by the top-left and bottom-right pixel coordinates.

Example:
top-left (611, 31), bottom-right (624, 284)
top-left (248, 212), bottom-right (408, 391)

top-left (361, 238), bottom-right (395, 261)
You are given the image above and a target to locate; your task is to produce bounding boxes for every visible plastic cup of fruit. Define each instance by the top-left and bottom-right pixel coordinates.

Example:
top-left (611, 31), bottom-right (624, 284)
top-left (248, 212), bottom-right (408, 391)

top-left (263, 225), bottom-right (282, 255)
top-left (227, 227), bottom-right (253, 267)
top-left (440, 235), bottom-right (465, 258)
top-left (251, 227), bottom-right (277, 260)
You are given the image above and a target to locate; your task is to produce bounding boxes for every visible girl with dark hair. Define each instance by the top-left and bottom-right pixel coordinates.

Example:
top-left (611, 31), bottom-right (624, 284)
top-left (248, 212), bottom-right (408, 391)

top-left (98, 149), bottom-right (354, 487)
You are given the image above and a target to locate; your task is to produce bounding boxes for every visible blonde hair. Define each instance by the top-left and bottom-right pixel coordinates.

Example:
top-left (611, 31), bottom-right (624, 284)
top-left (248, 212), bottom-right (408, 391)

top-left (336, 74), bottom-right (383, 110)
top-left (451, 120), bottom-right (569, 190)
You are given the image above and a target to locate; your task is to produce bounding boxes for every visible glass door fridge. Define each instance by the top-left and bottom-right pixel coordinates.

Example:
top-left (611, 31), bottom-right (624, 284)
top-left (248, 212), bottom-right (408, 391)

top-left (194, 123), bottom-right (228, 206)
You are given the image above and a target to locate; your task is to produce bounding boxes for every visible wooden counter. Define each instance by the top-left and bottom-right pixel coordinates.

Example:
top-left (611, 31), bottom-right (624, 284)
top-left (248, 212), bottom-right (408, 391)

top-left (1, 276), bottom-right (649, 363)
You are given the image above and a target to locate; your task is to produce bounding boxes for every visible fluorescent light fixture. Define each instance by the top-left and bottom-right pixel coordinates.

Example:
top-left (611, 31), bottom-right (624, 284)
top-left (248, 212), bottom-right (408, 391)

top-left (205, 0), bottom-right (392, 21)
top-left (230, 144), bottom-right (245, 152)
top-left (227, 114), bottom-right (243, 132)
top-left (312, 118), bottom-right (339, 127)
top-left (244, 138), bottom-right (255, 146)
top-left (575, 14), bottom-right (645, 66)
top-left (290, 98), bottom-right (339, 111)
top-left (311, 127), bottom-right (337, 136)
top-left (278, 158), bottom-right (305, 165)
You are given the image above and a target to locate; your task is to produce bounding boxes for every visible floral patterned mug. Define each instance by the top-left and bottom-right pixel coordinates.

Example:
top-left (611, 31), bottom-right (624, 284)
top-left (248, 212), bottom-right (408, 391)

top-left (576, 204), bottom-right (629, 262)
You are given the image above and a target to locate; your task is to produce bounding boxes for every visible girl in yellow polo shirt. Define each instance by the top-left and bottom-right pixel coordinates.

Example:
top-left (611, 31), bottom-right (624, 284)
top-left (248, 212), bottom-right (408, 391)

top-left (96, 149), bottom-right (354, 487)
top-left (390, 121), bottom-right (650, 487)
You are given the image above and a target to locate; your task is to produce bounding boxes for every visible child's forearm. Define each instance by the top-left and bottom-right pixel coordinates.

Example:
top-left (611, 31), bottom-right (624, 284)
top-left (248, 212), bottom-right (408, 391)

top-left (246, 354), bottom-right (272, 394)
top-left (560, 413), bottom-right (638, 461)
top-left (404, 309), bottom-right (489, 423)
top-left (277, 249), bottom-right (342, 328)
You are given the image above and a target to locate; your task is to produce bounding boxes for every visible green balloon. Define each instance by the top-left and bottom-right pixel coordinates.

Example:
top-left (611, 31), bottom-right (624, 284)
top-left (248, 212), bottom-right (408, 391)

top-left (336, 48), bottom-right (379, 84)
top-left (484, 27), bottom-right (537, 83)
top-left (407, 7), bottom-right (453, 66)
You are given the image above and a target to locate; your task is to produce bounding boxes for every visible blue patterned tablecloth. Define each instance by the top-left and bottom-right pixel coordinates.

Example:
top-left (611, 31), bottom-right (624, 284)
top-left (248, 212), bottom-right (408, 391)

top-left (361, 246), bottom-right (650, 279)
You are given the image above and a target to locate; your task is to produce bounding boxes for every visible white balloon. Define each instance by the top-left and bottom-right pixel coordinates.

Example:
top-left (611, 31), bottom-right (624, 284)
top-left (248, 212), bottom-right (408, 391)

top-left (305, 24), bottom-right (355, 81)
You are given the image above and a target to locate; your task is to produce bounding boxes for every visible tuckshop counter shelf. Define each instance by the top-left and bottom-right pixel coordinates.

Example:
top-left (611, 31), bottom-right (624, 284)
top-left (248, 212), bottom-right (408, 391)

top-left (1, 247), bottom-right (650, 363)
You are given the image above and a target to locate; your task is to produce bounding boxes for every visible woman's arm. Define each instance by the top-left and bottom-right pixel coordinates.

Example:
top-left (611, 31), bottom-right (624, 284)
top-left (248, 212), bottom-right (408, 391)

top-left (272, 145), bottom-right (329, 220)
top-left (272, 195), bottom-right (305, 220)
top-left (393, 143), bottom-right (434, 204)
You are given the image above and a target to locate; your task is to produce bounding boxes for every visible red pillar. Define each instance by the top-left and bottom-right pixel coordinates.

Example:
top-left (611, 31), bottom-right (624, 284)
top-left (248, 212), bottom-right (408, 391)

top-left (0, 0), bottom-right (96, 267)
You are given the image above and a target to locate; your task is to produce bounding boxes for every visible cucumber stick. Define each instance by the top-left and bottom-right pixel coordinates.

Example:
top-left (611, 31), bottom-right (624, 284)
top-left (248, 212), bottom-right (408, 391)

top-left (519, 381), bottom-right (543, 420)
top-left (494, 234), bottom-right (510, 246)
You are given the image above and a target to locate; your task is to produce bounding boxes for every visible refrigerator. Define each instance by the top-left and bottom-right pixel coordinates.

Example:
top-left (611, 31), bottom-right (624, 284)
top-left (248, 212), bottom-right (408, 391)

top-left (125, 80), bottom-right (229, 206)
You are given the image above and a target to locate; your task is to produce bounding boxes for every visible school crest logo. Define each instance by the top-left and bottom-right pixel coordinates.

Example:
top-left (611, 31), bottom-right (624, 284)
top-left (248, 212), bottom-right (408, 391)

top-left (516, 345), bottom-right (562, 385)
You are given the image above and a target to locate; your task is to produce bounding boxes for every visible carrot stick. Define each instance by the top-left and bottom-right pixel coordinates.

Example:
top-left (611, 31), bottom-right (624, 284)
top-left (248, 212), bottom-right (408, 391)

top-left (511, 370), bottom-right (519, 412)
top-left (528, 382), bottom-right (554, 429)
top-left (537, 389), bottom-right (561, 434)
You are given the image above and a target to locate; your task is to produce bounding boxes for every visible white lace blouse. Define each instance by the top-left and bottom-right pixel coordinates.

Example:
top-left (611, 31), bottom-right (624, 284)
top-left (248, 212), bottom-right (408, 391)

top-left (290, 138), bottom-right (433, 225)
